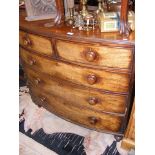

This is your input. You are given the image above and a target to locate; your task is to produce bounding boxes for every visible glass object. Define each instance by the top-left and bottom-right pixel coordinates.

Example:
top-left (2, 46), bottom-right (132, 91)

top-left (74, 14), bottom-right (84, 28)
top-left (67, 8), bottom-right (75, 26)
top-left (66, 0), bottom-right (75, 26)
top-left (83, 14), bottom-right (94, 31)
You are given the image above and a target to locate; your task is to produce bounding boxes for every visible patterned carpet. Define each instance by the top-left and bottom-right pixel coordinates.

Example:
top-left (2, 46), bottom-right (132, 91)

top-left (19, 86), bottom-right (134, 155)
top-left (20, 132), bottom-right (58, 155)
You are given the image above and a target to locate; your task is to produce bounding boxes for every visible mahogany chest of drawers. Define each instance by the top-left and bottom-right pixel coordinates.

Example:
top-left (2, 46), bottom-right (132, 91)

top-left (19, 10), bottom-right (135, 137)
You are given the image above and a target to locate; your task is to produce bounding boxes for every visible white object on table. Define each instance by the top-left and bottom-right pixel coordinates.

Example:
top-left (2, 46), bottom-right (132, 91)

top-left (87, 19), bottom-right (89, 25)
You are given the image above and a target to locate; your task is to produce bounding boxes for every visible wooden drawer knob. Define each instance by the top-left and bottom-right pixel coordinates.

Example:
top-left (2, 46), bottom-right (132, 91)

top-left (29, 59), bottom-right (36, 66)
top-left (34, 78), bottom-right (40, 85)
top-left (23, 36), bottom-right (32, 47)
top-left (87, 74), bottom-right (97, 85)
top-left (88, 116), bottom-right (98, 125)
top-left (85, 48), bottom-right (97, 62)
top-left (88, 97), bottom-right (99, 105)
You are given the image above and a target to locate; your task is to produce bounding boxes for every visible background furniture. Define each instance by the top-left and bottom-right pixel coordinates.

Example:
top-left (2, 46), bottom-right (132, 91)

top-left (121, 99), bottom-right (135, 150)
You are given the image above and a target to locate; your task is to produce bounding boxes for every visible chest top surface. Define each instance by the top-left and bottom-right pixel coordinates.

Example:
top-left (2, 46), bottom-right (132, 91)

top-left (19, 9), bottom-right (135, 47)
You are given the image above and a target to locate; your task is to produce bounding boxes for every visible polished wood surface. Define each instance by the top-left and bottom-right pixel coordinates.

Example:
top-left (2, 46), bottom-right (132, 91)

top-left (121, 100), bottom-right (135, 150)
top-left (56, 40), bottom-right (133, 70)
top-left (120, 0), bottom-right (130, 37)
top-left (24, 66), bottom-right (127, 114)
top-left (19, 31), bottom-right (53, 56)
top-left (30, 86), bottom-right (123, 133)
top-left (20, 47), bottom-right (130, 93)
top-left (19, 9), bottom-right (135, 136)
top-left (54, 0), bottom-right (65, 25)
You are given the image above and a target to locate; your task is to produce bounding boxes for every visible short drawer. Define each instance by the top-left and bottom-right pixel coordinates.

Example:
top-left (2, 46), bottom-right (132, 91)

top-left (20, 48), bottom-right (130, 93)
top-left (56, 40), bottom-right (133, 70)
top-left (19, 31), bottom-right (53, 56)
top-left (30, 86), bottom-right (123, 133)
top-left (25, 67), bottom-right (127, 114)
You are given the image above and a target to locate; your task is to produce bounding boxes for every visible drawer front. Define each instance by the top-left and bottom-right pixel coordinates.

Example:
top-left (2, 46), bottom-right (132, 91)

top-left (30, 86), bottom-right (123, 133)
top-left (56, 40), bottom-right (133, 70)
top-left (19, 31), bottom-right (53, 56)
top-left (20, 48), bottom-right (130, 93)
top-left (25, 67), bottom-right (127, 114)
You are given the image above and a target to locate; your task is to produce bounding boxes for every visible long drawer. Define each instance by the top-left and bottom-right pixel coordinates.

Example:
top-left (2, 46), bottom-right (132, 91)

top-left (29, 86), bottom-right (123, 133)
top-left (56, 40), bottom-right (133, 70)
top-left (19, 31), bottom-right (53, 56)
top-left (20, 47), bottom-right (130, 93)
top-left (24, 66), bottom-right (127, 114)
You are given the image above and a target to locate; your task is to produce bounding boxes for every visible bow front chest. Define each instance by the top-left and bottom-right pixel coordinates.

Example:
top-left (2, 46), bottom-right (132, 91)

top-left (19, 10), bottom-right (135, 137)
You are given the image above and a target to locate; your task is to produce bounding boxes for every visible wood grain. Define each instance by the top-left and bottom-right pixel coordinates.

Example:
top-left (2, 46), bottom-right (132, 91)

top-left (30, 85), bottom-right (123, 133)
top-left (121, 100), bottom-right (135, 150)
top-left (24, 66), bottom-right (127, 114)
top-left (19, 8), bottom-right (135, 136)
top-left (120, 0), bottom-right (130, 37)
top-left (56, 40), bottom-right (133, 70)
top-left (20, 47), bottom-right (130, 93)
top-left (19, 31), bottom-right (53, 56)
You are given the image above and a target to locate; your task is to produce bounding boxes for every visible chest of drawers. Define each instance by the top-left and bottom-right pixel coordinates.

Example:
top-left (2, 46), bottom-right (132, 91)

top-left (19, 10), bottom-right (135, 137)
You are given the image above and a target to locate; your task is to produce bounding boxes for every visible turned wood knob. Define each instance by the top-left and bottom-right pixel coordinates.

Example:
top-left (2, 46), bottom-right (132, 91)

top-left (85, 48), bottom-right (97, 62)
top-left (40, 97), bottom-right (46, 102)
top-left (23, 36), bottom-right (32, 47)
top-left (89, 116), bottom-right (98, 125)
top-left (88, 97), bottom-right (98, 105)
top-left (34, 78), bottom-right (40, 85)
top-left (87, 74), bottom-right (97, 85)
top-left (29, 59), bottom-right (35, 66)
